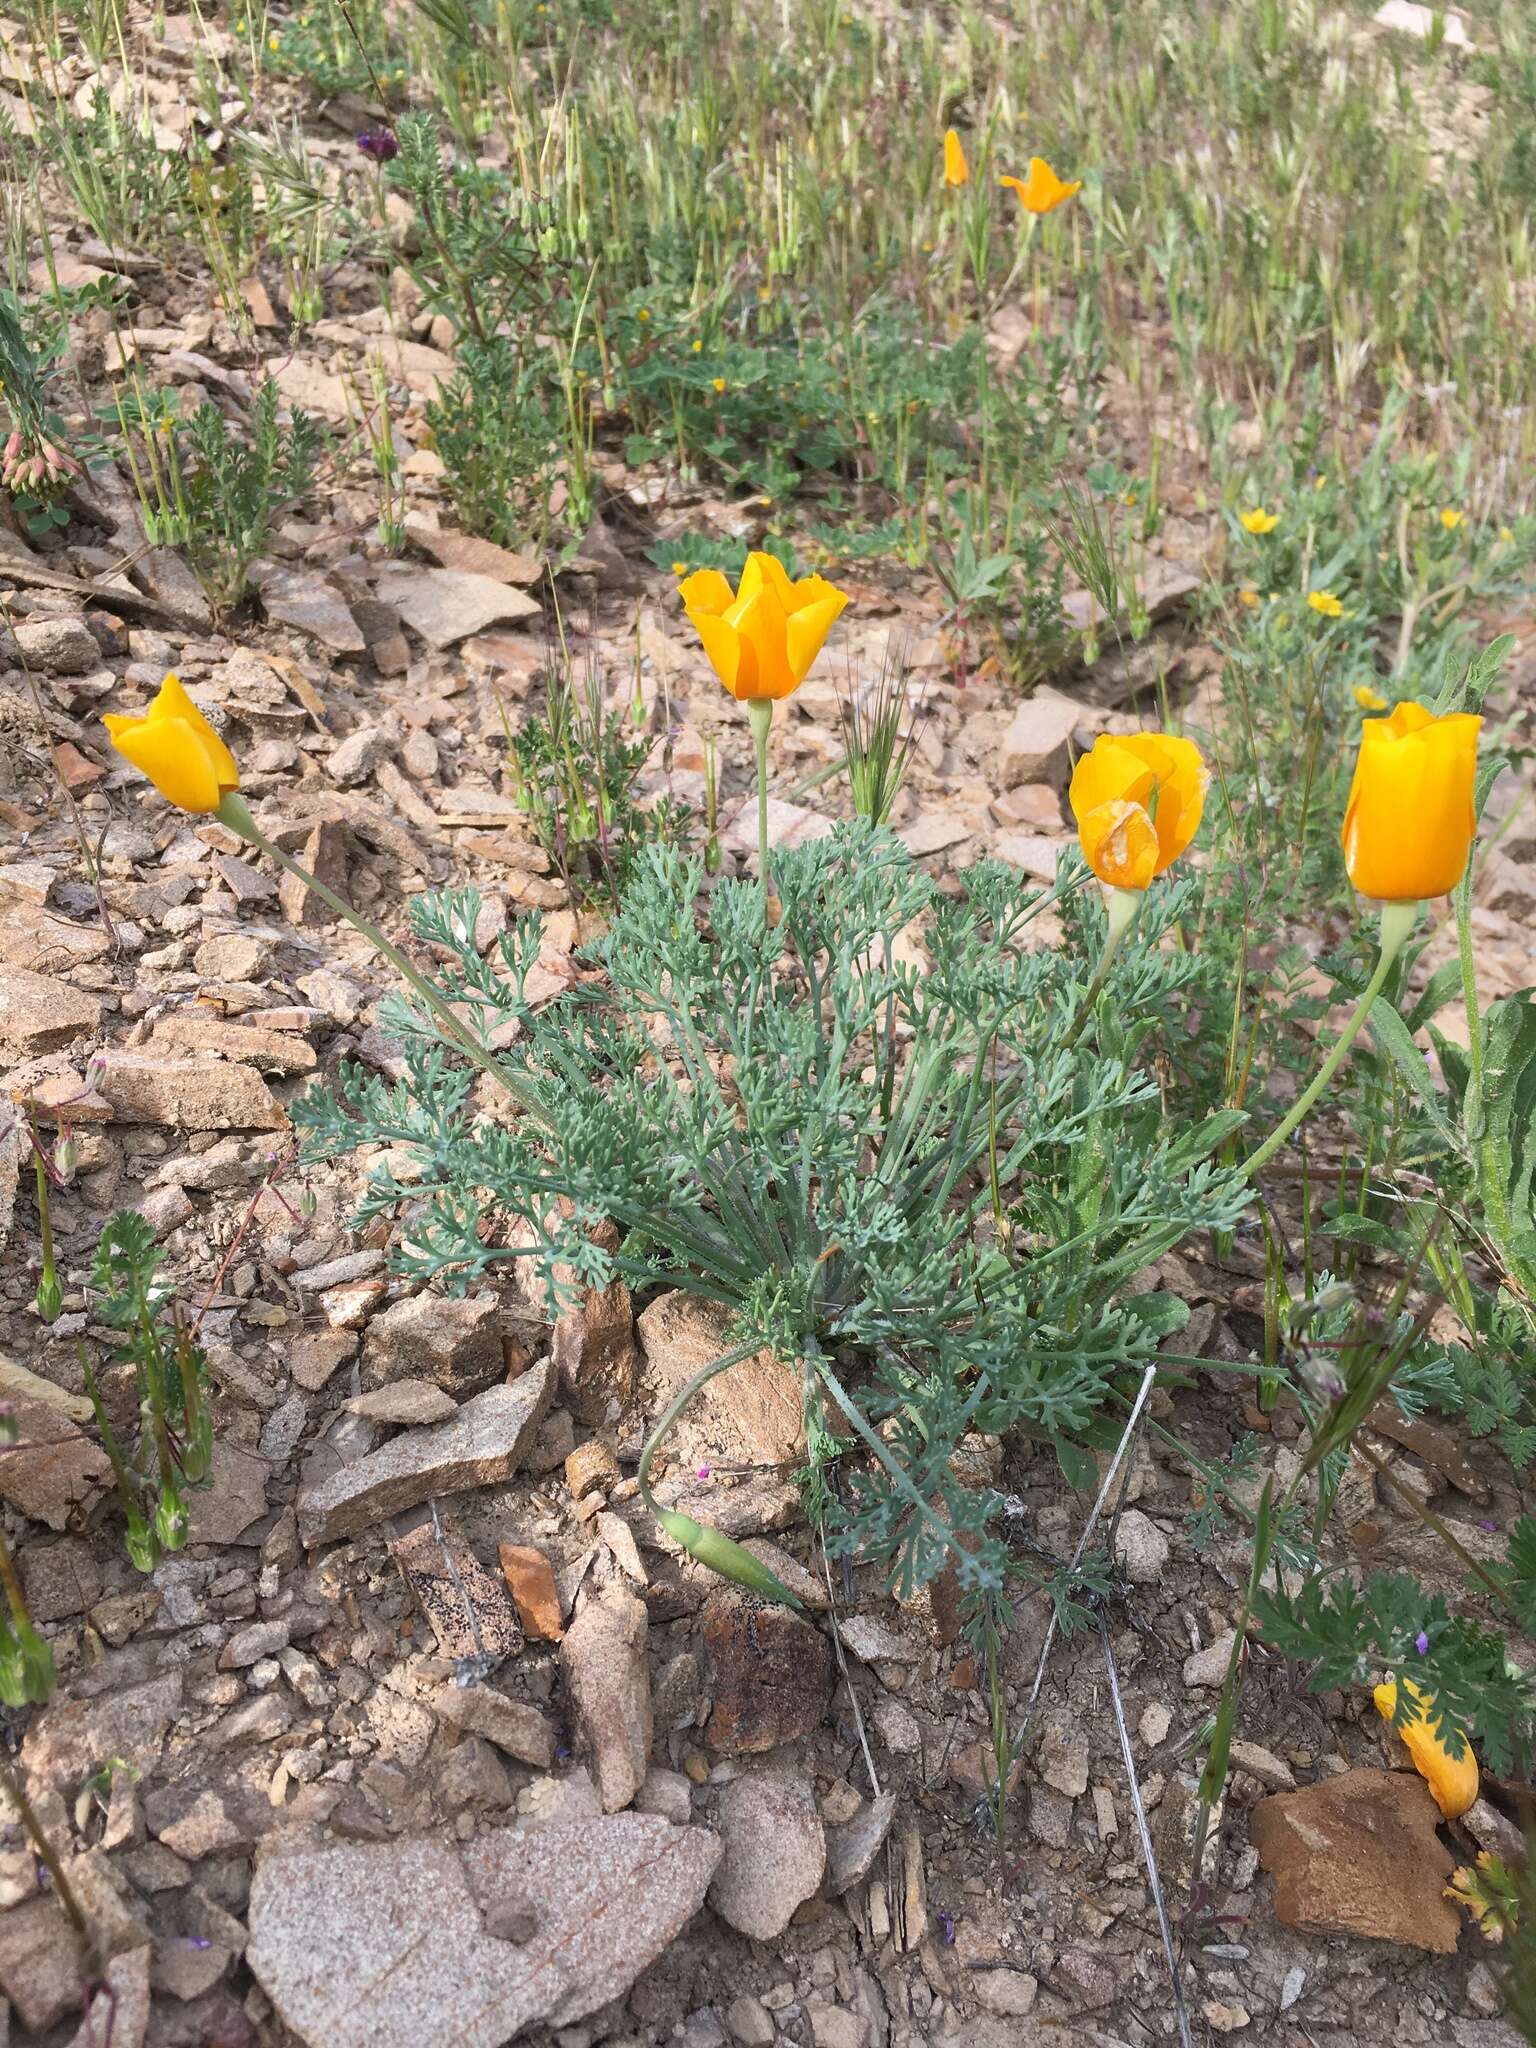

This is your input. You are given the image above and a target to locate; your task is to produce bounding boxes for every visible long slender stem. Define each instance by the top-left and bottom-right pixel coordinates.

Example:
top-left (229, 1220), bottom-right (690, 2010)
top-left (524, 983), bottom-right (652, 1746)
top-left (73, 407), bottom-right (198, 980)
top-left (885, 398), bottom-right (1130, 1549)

top-left (747, 697), bottom-right (773, 896)
top-left (0, 1746), bottom-right (89, 1951)
top-left (636, 1341), bottom-right (760, 1515)
top-left (1242, 899), bottom-right (1417, 1179)
top-left (1456, 870), bottom-right (1485, 1136)
top-left (217, 795), bottom-right (546, 1124)
top-left (1060, 885), bottom-right (1139, 1052)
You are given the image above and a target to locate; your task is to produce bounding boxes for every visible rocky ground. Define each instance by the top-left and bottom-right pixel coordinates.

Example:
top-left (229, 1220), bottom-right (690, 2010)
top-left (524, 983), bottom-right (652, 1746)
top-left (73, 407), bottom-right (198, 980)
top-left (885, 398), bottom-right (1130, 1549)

top-left (4, 24), bottom-right (1536, 2048)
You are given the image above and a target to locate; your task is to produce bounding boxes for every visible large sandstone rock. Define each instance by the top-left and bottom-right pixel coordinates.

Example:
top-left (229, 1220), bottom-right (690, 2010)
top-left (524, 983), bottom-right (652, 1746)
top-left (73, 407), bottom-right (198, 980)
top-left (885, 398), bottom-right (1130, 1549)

top-left (246, 1818), bottom-right (721, 2046)
top-left (1250, 1767), bottom-right (1461, 1952)
top-left (637, 1291), bottom-right (804, 1468)
top-left (363, 1291), bottom-right (505, 1396)
top-left (709, 1771), bottom-right (825, 1940)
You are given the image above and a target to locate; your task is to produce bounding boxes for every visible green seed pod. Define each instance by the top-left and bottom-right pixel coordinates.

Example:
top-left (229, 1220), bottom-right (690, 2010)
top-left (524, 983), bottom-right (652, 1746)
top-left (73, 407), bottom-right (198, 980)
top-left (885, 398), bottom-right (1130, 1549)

top-left (34, 1268), bottom-right (61, 1324)
top-left (124, 1507), bottom-right (162, 1575)
top-left (656, 1508), bottom-right (805, 1612)
top-left (155, 1483), bottom-right (188, 1553)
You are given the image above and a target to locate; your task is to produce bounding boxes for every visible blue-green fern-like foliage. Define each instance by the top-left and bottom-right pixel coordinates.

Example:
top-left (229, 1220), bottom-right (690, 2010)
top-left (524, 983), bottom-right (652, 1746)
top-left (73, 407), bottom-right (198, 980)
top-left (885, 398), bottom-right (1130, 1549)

top-left (295, 822), bottom-right (1248, 1627)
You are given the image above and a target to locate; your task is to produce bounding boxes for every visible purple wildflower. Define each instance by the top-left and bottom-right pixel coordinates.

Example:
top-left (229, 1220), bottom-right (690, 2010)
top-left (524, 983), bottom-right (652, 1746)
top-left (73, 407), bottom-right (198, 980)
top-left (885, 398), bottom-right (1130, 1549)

top-left (1478, 1518), bottom-right (1499, 1534)
top-left (1414, 1630), bottom-right (1430, 1656)
top-left (936, 1909), bottom-right (956, 1946)
top-left (696, 1463), bottom-right (712, 1481)
top-left (357, 126), bottom-right (400, 163)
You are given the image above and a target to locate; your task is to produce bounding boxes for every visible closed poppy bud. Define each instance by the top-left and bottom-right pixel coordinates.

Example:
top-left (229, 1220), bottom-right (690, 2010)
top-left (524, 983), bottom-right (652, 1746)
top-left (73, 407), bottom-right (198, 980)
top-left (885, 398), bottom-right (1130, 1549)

top-left (1069, 731), bottom-right (1208, 892)
top-left (103, 673), bottom-right (241, 815)
top-left (1342, 701), bottom-right (1480, 902)
top-left (655, 1507), bottom-right (805, 1610)
top-left (1374, 1677), bottom-right (1478, 1818)
top-left (679, 551), bottom-right (849, 703)
top-left (943, 128), bottom-right (969, 186)
top-left (999, 156), bottom-right (1082, 215)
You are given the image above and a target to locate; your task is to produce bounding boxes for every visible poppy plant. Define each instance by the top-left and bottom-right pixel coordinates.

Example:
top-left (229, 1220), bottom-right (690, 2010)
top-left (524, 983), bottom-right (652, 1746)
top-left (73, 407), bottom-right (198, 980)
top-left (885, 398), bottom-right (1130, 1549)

top-left (680, 553), bottom-right (850, 886)
top-left (1342, 700), bottom-right (1481, 903)
top-left (1244, 699), bottom-right (1480, 1177)
top-left (1059, 731), bottom-right (1206, 1044)
top-left (679, 552), bottom-right (848, 706)
top-left (943, 128), bottom-right (969, 186)
top-left (1069, 731), bottom-right (1207, 898)
top-left (999, 157), bottom-right (1081, 215)
top-left (103, 673), bottom-right (240, 816)
top-left (1374, 1677), bottom-right (1479, 1819)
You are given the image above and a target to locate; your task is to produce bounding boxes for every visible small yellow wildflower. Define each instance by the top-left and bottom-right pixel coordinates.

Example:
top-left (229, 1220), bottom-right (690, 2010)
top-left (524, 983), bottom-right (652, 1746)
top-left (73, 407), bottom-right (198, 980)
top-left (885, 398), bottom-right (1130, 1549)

top-left (1240, 507), bottom-right (1279, 534)
top-left (637, 308), bottom-right (650, 322)
top-left (1439, 506), bottom-right (1463, 530)
top-left (1499, 525), bottom-right (1514, 543)
top-left (1237, 586), bottom-right (1260, 609)
top-left (671, 561), bottom-right (688, 575)
top-left (1308, 590), bottom-right (1344, 619)
top-left (757, 285), bottom-right (771, 302)
top-left (712, 377), bottom-right (726, 394)
top-left (691, 339), bottom-right (702, 353)
top-left (1354, 683), bottom-right (1388, 712)
top-left (268, 31), bottom-right (280, 49)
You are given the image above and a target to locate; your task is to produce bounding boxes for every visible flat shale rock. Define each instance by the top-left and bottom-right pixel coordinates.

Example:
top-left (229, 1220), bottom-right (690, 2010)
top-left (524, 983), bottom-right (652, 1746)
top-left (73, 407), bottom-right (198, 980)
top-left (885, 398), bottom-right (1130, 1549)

top-left (700, 1584), bottom-right (833, 1753)
top-left (1250, 1766), bottom-right (1461, 1952)
top-left (0, 965), bottom-right (102, 1060)
top-left (100, 1052), bottom-right (286, 1131)
top-left (299, 1363), bottom-right (554, 1545)
top-left (374, 565), bottom-right (540, 648)
top-left (246, 1817), bottom-right (721, 2048)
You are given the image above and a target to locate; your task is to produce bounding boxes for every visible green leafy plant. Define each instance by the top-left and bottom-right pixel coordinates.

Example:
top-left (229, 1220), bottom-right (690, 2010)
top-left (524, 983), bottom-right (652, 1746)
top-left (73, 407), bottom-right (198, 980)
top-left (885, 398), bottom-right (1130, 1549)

top-left (83, 1209), bottom-right (213, 1572)
top-left (295, 824), bottom-right (1248, 1633)
top-left (178, 378), bottom-right (322, 613)
top-left (499, 651), bottom-right (689, 905)
top-left (426, 338), bottom-right (564, 552)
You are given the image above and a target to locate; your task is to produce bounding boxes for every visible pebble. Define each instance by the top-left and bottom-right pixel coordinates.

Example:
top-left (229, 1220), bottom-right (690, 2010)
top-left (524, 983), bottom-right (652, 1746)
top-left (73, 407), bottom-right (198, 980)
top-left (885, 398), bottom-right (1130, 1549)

top-left (1182, 1630), bottom-right (1237, 1689)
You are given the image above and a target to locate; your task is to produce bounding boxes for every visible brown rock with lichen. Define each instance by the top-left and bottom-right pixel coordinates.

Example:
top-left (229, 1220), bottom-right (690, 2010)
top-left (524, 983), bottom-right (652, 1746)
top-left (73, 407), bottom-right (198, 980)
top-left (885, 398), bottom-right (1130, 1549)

top-left (1250, 1767), bottom-right (1461, 1952)
top-left (699, 1585), bottom-right (832, 1754)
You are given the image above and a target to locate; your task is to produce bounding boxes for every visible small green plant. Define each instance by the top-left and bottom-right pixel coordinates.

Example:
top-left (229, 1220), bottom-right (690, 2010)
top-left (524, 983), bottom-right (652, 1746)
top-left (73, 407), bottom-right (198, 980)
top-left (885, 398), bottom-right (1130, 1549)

top-left (83, 1209), bottom-right (213, 1572)
top-left (426, 338), bottom-right (564, 551)
top-left (500, 651), bottom-right (688, 905)
top-left (836, 643), bottom-right (923, 826)
top-left (0, 289), bottom-right (88, 535)
top-left (168, 379), bottom-right (321, 614)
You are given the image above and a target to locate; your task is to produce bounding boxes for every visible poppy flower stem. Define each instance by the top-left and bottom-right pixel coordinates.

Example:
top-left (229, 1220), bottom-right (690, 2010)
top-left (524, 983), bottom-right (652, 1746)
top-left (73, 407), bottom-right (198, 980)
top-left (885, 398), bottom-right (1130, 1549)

top-left (747, 697), bottom-right (774, 894)
top-left (1060, 885), bottom-right (1141, 1051)
top-left (1242, 898), bottom-right (1418, 1178)
top-left (215, 794), bottom-right (547, 1126)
